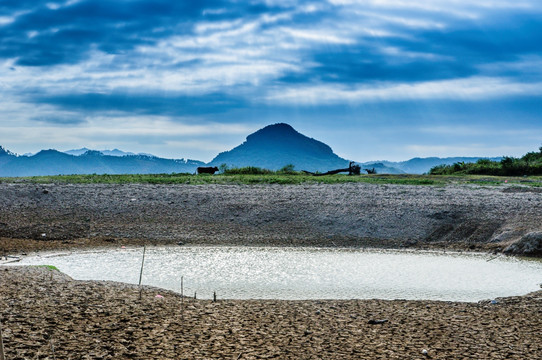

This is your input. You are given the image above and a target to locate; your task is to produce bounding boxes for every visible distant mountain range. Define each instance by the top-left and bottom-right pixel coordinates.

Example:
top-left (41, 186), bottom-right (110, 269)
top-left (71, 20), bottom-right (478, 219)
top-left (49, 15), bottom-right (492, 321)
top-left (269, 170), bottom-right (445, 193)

top-left (364, 157), bottom-right (502, 174)
top-left (0, 147), bottom-right (203, 177)
top-left (63, 148), bottom-right (155, 157)
top-left (0, 123), bottom-right (502, 176)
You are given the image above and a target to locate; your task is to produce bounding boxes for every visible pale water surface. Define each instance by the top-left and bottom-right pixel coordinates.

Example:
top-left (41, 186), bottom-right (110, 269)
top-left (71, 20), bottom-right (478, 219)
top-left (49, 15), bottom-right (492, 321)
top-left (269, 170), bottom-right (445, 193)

top-left (15, 246), bottom-right (542, 302)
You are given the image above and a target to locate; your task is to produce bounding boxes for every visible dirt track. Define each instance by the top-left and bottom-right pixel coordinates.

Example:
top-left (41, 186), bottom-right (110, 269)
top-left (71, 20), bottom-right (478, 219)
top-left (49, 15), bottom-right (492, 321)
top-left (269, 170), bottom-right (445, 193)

top-left (1, 182), bottom-right (541, 255)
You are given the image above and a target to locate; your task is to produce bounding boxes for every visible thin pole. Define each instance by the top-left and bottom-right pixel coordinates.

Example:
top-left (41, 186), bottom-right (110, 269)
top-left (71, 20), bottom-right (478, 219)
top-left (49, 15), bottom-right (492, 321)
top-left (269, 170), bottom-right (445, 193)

top-left (138, 245), bottom-right (146, 300)
top-left (138, 245), bottom-right (146, 286)
top-left (0, 319), bottom-right (5, 360)
top-left (180, 276), bottom-right (184, 319)
top-left (50, 337), bottom-right (56, 360)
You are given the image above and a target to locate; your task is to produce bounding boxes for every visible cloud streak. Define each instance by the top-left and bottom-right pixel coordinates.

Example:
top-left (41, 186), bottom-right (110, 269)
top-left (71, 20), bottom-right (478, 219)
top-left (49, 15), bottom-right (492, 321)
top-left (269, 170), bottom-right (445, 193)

top-left (265, 77), bottom-right (542, 104)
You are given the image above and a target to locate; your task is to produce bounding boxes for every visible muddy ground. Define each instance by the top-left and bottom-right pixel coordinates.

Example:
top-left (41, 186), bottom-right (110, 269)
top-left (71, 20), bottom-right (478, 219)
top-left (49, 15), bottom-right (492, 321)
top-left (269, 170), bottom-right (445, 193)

top-left (1, 266), bottom-right (541, 359)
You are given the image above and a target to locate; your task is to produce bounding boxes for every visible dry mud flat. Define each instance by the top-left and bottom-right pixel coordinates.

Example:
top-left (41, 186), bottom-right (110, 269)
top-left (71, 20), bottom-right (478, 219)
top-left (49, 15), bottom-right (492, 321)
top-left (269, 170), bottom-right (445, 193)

top-left (1, 266), bottom-right (541, 360)
top-left (0, 182), bottom-right (541, 255)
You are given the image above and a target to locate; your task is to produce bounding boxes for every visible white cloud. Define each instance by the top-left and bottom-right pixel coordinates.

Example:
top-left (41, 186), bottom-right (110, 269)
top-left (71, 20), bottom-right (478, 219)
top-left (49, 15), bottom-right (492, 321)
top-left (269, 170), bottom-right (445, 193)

top-left (279, 28), bottom-right (355, 45)
top-left (195, 19), bottom-right (244, 34)
top-left (379, 46), bottom-right (452, 60)
top-left (0, 16), bottom-right (15, 25)
top-left (264, 77), bottom-right (542, 105)
top-left (351, 10), bottom-right (446, 29)
top-left (328, 0), bottom-right (535, 13)
top-left (477, 56), bottom-right (542, 76)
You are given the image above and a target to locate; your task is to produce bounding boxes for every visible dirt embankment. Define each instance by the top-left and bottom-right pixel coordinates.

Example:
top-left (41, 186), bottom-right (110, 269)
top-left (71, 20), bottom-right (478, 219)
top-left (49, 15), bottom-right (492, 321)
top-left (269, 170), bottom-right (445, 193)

top-left (1, 266), bottom-right (541, 359)
top-left (1, 182), bottom-right (541, 256)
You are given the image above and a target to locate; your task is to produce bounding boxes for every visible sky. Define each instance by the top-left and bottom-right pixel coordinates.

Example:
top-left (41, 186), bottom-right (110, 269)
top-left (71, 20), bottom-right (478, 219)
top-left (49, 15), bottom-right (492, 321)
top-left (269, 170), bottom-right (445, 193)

top-left (1, 0), bottom-right (541, 162)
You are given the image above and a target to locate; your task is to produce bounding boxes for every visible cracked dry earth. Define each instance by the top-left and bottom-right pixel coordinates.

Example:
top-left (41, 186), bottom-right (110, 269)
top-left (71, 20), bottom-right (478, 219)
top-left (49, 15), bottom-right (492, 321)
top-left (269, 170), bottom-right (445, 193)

top-left (1, 266), bottom-right (541, 359)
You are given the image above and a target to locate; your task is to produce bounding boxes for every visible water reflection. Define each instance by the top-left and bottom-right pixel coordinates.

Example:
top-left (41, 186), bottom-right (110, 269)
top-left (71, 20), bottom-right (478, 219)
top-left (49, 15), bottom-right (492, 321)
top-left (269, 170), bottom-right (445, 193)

top-left (17, 246), bottom-right (542, 302)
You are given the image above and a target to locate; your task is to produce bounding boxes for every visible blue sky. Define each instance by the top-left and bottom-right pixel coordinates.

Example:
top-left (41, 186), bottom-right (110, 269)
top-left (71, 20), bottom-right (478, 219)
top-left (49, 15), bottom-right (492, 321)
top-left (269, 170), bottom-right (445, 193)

top-left (1, 0), bottom-right (541, 162)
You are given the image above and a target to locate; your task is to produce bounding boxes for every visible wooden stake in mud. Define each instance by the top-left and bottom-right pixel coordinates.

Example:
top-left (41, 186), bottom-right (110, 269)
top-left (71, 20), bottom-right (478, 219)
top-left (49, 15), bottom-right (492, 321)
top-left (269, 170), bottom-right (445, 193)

top-left (50, 337), bottom-right (56, 360)
top-left (0, 319), bottom-right (5, 360)
top-left (180, 276), bottom-right (184, 319)
top-left (138, 245), bottom-right (147, 300)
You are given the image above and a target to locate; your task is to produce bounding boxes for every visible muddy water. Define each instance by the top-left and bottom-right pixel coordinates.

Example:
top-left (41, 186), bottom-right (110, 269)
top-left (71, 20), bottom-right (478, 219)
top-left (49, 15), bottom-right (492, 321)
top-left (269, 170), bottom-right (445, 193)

top-left (16, 246), bottom-right (542, 301)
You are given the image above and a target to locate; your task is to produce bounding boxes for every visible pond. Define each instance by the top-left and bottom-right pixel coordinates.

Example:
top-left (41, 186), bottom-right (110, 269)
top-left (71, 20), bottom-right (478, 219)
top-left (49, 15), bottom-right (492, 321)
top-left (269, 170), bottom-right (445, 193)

top-left (15, 246), bottom-right (542, 302)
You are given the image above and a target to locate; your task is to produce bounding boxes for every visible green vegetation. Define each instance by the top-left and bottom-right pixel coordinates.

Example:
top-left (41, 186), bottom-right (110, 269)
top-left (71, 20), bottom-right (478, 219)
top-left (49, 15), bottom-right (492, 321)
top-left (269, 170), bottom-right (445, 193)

top-left (223, 164), bottom-right (298, 175)
top-left (1, 172), bottom-right (541, 187)
top-left (34, 265), bottom-right (59, 271)
top-left (430, 147), bottom-right (542, 176)
top-left (223, 166), bottom-right (274, 175)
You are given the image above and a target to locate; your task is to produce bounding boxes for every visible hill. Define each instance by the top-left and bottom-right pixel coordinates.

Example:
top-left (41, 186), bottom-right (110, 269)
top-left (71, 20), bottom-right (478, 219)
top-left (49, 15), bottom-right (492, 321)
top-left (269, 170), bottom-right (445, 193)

top-left (0, 147), bottom-right (203, 177)
top-left (63, 148), bottom-right (156, 157)
top-left (209, 123), bottom-right (351, 172)
top-left (358, 162), bottom-right (405, 174)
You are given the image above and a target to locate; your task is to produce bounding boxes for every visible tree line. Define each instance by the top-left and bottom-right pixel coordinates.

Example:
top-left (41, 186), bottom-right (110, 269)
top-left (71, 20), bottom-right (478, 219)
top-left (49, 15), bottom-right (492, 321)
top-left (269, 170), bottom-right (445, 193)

top-left (430, 147), bottom-right (542, 176)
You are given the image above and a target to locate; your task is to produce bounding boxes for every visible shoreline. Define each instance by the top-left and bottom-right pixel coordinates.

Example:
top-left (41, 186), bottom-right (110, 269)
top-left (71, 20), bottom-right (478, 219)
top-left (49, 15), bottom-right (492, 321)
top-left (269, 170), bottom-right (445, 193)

top-left (0, 235), bottom-right (512, 256)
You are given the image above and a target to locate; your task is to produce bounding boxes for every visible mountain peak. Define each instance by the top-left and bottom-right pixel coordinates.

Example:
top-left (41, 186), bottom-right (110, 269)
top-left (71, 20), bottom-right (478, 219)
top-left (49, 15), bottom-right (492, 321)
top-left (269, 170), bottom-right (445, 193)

top-left (250, 122), bottom-right (295, 134)
top-left (0, 146), bottom-right (16, 157)
top-left (246, 123), bottom-right (303, 143)
top-left (210, 123), bottom-right (349, 171)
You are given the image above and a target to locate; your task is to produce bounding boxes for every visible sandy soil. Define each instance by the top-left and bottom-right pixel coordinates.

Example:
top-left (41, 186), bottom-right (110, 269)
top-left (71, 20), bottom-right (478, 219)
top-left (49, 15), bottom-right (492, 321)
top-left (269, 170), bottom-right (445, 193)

top-left (1, 266), bottom-right (541, 360)
top-left (1, 182), bottom-right (541, 255)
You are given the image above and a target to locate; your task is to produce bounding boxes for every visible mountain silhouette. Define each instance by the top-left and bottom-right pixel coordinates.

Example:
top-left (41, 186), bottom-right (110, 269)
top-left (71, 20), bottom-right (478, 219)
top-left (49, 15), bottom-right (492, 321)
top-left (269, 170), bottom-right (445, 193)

top-left (63, 148), bottom-right (154, 157)
top-left (366, 157), bottom-right (502, 174)
top-left (0, 125), bottom-right (503, 176)
top-left (209, 123), bottom-right (350, 172)
top-left (0, 148), bottom-right (204, 177)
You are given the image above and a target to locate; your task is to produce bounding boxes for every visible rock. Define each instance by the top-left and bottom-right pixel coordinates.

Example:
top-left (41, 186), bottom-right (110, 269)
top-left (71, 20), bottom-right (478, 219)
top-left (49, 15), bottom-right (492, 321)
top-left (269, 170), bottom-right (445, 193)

top-left (489, 229), bottom-right (519, 243)
top-left (503, 232), bottom-right (542, 256)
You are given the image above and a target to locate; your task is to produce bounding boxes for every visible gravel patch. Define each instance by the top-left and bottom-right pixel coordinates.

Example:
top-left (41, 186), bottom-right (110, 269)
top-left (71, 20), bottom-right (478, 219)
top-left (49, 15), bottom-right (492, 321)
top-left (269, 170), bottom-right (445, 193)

top-left (0, 182), bottom-right (541, 255)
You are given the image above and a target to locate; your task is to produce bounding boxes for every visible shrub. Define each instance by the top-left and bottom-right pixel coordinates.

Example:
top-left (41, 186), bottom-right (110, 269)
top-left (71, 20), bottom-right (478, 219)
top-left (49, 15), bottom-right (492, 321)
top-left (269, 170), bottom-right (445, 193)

top-left (223, 166), bottom-right (273, 175)
top-left (218, 163), bottom-right (229, 173)
top-left (278, 164), bottom-right (297, 174)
